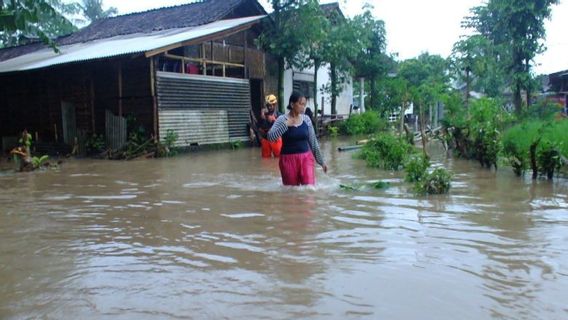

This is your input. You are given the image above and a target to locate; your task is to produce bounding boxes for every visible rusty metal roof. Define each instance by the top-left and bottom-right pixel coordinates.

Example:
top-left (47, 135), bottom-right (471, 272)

top-left (0, 15), bottom-right (265, 74)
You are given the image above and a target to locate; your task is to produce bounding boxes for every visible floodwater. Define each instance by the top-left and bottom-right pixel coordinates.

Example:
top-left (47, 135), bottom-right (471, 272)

top-left (1, 139), bottom-right (567, 320)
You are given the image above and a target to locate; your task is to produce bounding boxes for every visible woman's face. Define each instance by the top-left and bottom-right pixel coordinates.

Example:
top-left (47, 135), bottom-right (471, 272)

top-left (292, 97), bottom-right (307, 114)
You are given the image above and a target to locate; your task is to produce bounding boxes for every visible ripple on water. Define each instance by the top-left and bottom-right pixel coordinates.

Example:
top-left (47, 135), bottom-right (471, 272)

top-left (221, 213), bottom-right (265, 219)
top-left (77, 195), bottom-right (137, 200)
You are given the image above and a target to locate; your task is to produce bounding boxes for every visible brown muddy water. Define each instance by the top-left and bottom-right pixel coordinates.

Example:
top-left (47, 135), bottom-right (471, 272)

top-left (1, 139), bottom-right (567, 320)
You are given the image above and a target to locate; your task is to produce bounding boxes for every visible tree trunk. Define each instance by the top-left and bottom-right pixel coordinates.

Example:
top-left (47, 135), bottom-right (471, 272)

top-left (465, 68), bottom-right (470, 109)
top-left (399, 100), bottom-right (405, 134)
top-left (530, 138), bottom-right (540, 179)
top-left (370, 77), bottom-right (376, 111)
top-left (313, 61), bottom-right (319, 131)
top-left (278, 56), bottom-right (285, 113)
top-left (525, 59), bottom-right (532, 108)
top-left (514, 82), bottom-right (522, 114)
top-left (419, 103), bottom-right (429, 159)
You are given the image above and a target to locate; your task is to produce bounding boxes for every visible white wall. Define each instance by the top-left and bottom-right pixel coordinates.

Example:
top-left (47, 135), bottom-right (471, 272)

top-left (282, 64), bottom-right (353, 116)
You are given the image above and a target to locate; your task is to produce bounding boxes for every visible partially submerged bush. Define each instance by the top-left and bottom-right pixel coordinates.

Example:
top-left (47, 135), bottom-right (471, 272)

top-left (157, 129), bottom-right (179, 157)
top-left (537, 139), bottom-right (563, 179)
top-left (415, 168), bottom-right (452, 195)
top-left (442, 97), bottom-right (512, 168)
top-left (32, 155), bottom-right (49, 169)
top-left (502, 121), bottom-right (541, 176)
top-left (340, 111), bottom-right (387, 135)
top-left (85, 133), bottom-right (106, 154)
top-left (502, 120), bottom-right (567, 179)
top-left (359, 133), bottom-right (415, 170)
top-left (404, 153), bottom-right (430, 182)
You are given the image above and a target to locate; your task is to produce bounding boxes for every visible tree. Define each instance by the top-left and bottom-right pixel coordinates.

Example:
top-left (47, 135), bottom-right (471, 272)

top-left (286, 0), bottom-right (329, 119)
top-left (80, 0), bottom-right (117, 24)
top-left (450, 34), bottom-right (507, 106)
top-left (398, 53), bottom-right (450, 138)
top-left (0, 0), bottom-right (78, 49)
top-left (258, 0), bottom-right (311, 112)
top-left (351, 6), bottom-right (388, 112)
top-left (463, 0), bottom-right (559, 113)
top-left (319, 8), bottom-right (370, 114)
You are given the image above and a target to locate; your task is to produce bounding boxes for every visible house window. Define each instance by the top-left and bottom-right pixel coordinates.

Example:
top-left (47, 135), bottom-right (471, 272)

top-left (293, 80), bottom-right (315, 98)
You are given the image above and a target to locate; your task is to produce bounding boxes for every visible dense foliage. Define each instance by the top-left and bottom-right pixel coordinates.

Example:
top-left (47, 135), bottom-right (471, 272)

top-left (358, 133), bottom-right (414, 170)
top-left (502, 120), bottom-right (568, 178)
top-left (340, 111), bottom-right (387, 135)
top-left (414, 168), bottom-right (452, 195)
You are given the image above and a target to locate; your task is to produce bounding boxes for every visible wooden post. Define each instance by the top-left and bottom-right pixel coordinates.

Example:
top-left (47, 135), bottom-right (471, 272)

top-left (243, 30), bottom-right (248, 78)
top-left (150, 57), bottom-right (158, 142)
top-left (90, 77), bottom-right (95, 132)
top-left (201, 44), bottom-right (207, 75)
top-left (117, 62), bottom-right (123, 117)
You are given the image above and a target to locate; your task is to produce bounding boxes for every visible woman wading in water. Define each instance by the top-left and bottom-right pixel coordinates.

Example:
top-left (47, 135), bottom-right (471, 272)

top-left (268, 91), bottom-right (327, 185)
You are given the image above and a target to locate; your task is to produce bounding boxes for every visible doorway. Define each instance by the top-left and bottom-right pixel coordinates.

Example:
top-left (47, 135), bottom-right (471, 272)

top-left (61, 101), bottom-right (77, 145)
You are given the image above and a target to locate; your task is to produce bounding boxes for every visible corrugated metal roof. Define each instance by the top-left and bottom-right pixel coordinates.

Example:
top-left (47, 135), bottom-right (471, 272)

top-left (0, 15), bottom-right (264, 74)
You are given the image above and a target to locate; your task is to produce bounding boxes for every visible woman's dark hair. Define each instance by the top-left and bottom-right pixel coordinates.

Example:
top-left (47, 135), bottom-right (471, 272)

top-left (287, 90), bottom-right (306, 110)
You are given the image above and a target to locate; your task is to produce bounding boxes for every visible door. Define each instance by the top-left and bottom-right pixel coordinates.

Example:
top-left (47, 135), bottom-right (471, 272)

top-left (250, 78), bottom-right (264, 119)
top-left (61, 101), bottom-right (77, 144)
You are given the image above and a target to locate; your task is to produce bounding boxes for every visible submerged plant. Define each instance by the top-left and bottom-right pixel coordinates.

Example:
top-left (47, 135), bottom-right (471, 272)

top-left (31, 155), bottom-right (49, 169)
top-left (414, 168), bottom-right (452, 195)
top-left (404, 154), bottom-right (430, 182)
top-left (328, 126), bottom-right (339, 137)
top-left (359, 133), bottom-right (415, 170)
top-left (537, 139), bottom-right (563, 179)
top-left (371, 181), bottom-right (390, 189)
top-left (231, 140), bottom-right (243, 150)
top-left (85, 133), bottom-right (106, 154)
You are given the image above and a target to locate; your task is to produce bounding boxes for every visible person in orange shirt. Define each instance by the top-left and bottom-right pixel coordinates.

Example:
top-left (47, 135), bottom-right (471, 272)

top-left (259, 94), bottom-right (283, 158)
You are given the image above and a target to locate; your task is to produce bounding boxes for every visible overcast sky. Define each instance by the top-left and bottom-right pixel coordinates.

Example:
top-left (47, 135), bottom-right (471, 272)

top-left (100, 0), bottom-right (568, 75)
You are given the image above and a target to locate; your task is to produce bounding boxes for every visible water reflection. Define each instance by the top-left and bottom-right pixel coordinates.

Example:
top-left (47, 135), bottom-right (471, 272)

top-left (0, 140), bottom-right (567, 319)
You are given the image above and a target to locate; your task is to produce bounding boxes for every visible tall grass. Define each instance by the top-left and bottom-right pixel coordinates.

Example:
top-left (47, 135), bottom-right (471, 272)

top-left (502, 119), bottom-right (568, 177)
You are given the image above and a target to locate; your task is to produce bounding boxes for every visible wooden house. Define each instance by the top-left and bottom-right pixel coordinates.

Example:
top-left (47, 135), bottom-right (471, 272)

top-left (0, 0), bottom-right (273, 152)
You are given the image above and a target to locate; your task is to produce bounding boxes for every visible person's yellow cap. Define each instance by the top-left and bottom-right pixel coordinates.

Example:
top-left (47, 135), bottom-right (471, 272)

top-left (266, 94), bottom-right (277, 104)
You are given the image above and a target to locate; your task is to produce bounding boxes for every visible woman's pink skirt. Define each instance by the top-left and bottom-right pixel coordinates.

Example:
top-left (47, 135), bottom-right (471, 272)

top-left (279, 151), bottom-right (315, 185)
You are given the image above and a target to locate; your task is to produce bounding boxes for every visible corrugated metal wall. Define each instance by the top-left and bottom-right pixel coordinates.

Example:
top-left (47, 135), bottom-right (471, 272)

top-left (156, 72), bottom-right (250, 146)
top-left (105, 110), bottom-right (127, 150)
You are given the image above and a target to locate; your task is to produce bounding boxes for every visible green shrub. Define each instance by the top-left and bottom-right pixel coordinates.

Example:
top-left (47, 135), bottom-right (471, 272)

top-left (359, 133), bottom-right (415, 170)
top-left (328, 126), bottom-right (339, 137)
top-left (415, 168), bottom-right (452, 195)
top-left (502, 121), bottom-right (542, 176)
top-left (372, 181), bottom-right (390, 189)
top-left (31, 155), bottom-right (49, 169)
top-left (521, 98), bottom-right (563, 121)
top-left (442, 97), bottom-right (512, 168)
top-left (502, 120), bottom-right (567, 178)
top-left (85, 133), bottom-right (106, 154)
top-left (404, 154), bottom-right (430, 182)
top-left (537, 139), bottom-right (563, 179)
top-left (542, 119), bottom-right (568, 157)
top-left (159, 129), bottom-right (179, 157)
top-left (231, 140), bottom-right (243, 150)
top-left (340, 111), bottom-right (387, 135)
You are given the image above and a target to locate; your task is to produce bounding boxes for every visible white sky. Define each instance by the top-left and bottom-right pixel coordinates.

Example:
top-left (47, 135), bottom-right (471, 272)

top-left (100, 0), bottom-right (568, 75)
